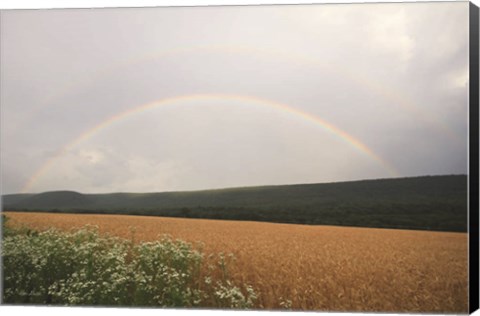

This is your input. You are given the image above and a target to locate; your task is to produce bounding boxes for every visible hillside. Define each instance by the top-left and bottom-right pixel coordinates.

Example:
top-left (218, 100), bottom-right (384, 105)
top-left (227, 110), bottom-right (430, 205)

top-left (2, 175), bottom-right (468, 232)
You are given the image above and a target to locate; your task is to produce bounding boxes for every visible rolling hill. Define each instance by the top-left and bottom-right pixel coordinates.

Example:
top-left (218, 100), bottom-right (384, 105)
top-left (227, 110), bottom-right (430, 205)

top-left (2, 175), bottom-right (468, 232)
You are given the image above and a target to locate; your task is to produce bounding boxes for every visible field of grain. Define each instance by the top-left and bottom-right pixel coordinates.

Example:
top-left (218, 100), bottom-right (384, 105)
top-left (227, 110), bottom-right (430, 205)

top-left (3, 211), bottom-right (468, 313)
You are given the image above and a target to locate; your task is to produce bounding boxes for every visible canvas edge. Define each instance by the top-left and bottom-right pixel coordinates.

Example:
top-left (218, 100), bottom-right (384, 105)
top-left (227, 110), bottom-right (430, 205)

top-left (469, 1), bottom-right (480, 314)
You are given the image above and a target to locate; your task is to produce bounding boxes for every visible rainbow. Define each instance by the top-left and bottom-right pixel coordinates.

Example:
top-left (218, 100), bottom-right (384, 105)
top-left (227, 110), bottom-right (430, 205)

top-left (21, 93), bottom-right (400, 193)
top-left (24, 44), bottom-right (459, 142)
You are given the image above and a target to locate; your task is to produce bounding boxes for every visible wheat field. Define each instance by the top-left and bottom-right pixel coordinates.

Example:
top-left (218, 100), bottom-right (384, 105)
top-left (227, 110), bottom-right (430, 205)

top-left (3, 211), bottom-right (468, 313)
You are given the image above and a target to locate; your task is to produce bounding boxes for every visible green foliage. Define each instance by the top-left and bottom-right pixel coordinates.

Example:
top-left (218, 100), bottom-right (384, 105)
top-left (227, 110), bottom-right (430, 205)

top-left (2, 175), bottom-right (468, 232)
top-left (2, 213), bottom-right (37, 238)
top-left (211, 280), bottom-right (257, 309)
top-left (1, 213), bottom-right (9, 236)
top-left (131, 237), bottom-right (203, 307)
top-left (1, 226), bottom-right (256, 308)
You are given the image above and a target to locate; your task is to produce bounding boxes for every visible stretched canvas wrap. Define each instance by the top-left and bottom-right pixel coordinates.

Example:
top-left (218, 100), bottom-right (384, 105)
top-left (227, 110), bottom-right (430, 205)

top-left (0, 0), bottom-right (479, 314)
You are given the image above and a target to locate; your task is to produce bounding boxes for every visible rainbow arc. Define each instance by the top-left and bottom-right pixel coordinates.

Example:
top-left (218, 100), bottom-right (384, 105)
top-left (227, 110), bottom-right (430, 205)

top-left (22, 93), bottom-right (400, 193)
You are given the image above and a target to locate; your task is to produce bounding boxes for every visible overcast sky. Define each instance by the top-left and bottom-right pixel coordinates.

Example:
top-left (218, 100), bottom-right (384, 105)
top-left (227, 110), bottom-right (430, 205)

top-left (0, 1), bottom-right (470, 194)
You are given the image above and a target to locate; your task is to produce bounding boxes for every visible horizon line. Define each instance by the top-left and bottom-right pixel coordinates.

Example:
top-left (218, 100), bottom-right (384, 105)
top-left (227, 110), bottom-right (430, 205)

top-left (5, 173), bottom-right (467, 196)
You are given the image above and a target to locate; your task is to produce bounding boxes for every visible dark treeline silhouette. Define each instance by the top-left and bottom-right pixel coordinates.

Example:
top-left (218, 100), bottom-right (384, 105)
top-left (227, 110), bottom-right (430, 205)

top-left (2, 175), bottom-right (468, 232)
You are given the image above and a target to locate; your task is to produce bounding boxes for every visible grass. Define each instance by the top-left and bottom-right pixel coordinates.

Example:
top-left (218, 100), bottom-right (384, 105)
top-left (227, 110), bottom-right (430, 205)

top-left (1, 218), bottom-right (256, 308)
top-left (2, 212), bottom-right (469, 312)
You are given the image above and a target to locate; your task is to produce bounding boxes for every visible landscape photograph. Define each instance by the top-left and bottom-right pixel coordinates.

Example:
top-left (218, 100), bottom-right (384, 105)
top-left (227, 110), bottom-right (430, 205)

top-left (0, 1), bottom-right (472, 313)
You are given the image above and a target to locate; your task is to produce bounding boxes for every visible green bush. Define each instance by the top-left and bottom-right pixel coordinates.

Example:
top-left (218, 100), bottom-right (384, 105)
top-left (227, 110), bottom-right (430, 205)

top-left (1, 226), bottom-right (256, 308)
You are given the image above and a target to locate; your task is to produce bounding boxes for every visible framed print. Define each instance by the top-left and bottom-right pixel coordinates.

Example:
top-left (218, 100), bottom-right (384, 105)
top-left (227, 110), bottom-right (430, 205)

top-left (1, 0), bottom-right (479, 314)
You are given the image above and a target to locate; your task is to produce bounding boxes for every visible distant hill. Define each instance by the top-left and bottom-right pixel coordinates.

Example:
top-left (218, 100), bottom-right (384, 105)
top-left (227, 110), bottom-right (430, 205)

top-left (2, 175), bottom-right (468, 232)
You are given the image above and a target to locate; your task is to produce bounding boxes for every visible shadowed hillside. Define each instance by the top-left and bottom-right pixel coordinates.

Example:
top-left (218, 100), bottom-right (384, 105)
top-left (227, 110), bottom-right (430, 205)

top-left (2, 175), bottom-right (467, 232)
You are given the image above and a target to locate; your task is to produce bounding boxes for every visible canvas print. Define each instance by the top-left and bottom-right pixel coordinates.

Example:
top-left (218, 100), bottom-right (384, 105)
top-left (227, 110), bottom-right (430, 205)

top-left (0, 1), bottom-right (475, 313)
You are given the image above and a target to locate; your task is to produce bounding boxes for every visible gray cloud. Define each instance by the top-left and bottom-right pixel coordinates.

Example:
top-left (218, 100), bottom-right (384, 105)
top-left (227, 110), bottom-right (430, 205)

top-left (0, 2), bottom-right (469, 194)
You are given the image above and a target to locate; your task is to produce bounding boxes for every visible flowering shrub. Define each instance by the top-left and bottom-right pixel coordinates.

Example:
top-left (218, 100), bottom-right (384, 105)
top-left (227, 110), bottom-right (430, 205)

top-left (1, 226), bottom-right (256, 308)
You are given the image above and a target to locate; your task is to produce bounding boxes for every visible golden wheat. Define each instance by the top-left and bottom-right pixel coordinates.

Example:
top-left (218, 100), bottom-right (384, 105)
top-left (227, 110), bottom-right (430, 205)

top-left (3, 211), bottom-right (468, 313)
